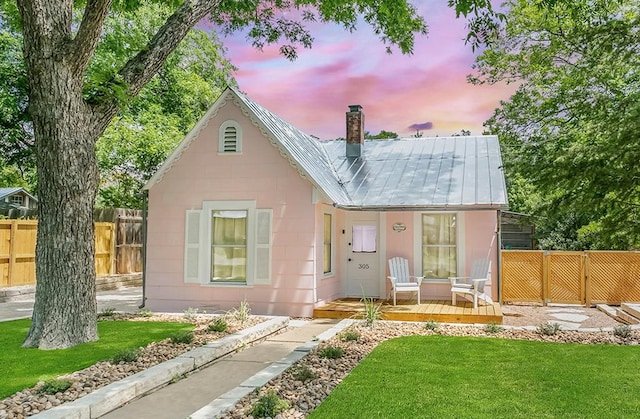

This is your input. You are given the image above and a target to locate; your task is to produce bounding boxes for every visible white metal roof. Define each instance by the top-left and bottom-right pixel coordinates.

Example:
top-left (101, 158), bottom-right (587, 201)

top-left (146, 87), bottom-right (508, 210)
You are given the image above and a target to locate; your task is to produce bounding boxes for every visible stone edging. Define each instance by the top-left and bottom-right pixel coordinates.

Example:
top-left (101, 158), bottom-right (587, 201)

top-left (31, 316), bottom-right (289, 419)
top-left (189, 319), bottom-right (355, 419)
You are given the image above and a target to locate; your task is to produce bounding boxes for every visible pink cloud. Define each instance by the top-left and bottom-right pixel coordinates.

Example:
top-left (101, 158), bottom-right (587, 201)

top-left (215, 2), bottom-right (515, 139)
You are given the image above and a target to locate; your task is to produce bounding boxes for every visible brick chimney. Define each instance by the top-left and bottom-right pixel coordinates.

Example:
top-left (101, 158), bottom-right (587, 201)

top-left (346, 105), bottom-right (364, 158)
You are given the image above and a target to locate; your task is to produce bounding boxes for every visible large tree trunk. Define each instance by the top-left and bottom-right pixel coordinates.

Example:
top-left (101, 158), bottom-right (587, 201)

top-left (22, 68), bottom-right (100, 349)
top-left (20, 2), bottom-right (101, 349)
top-left (17, 0), bottom-right (212, 349)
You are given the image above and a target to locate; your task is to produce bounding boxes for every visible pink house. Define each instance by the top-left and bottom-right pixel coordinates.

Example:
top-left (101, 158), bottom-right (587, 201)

top-left (143, 87), bottom-right (508, 317)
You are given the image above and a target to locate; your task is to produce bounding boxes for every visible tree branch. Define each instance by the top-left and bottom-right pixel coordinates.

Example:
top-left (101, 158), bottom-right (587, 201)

top-left (70, 0), bottom-right (113, 75)
top-left (92, 0), bottom-right (220, 131)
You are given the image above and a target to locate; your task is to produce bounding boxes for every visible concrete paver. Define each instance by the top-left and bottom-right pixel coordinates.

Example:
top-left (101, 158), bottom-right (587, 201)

top-left (101, 318), bottom-right (343, 419)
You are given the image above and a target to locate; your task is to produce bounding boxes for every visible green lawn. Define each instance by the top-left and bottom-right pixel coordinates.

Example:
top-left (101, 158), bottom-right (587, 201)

top-left (310, 335), bottom-right (640, 418)
top-left (0, 319), bottom-right (192, 398)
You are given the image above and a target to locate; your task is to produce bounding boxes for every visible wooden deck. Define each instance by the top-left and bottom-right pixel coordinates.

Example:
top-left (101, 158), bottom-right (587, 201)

top-left (313, 298), bottom-right (503, 324)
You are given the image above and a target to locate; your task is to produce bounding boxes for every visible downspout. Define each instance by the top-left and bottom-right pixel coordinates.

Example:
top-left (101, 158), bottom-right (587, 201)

top-left (497, 210), bottom-right (503, 304)
top-left (139, 190), bottom-right (148, 308)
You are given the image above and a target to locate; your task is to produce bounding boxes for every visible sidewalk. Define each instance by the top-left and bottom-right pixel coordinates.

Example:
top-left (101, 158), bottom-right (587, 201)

top-left (0, 286), bottom-right (143, 322)
top-left (99, 318), bottom-right (345, 419)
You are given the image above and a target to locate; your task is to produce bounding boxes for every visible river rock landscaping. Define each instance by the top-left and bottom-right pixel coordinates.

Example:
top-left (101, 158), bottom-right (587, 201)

top-left (1, 309), bottom-right (637, 419)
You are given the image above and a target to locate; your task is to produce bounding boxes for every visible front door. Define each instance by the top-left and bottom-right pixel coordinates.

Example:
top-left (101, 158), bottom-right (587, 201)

top-left (346, 212), bottom-right (380, 297)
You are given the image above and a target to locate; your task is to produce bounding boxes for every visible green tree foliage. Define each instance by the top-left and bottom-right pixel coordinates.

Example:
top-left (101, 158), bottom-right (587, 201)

top-left (472, 0), bottom-right (640, 249)
top-left (364, 130), bottom-right (399, 139)
top-left (94, 4), bottom-right (236, 208)
top-left (0, 3), bottom-right (235, 207)
top-left (0, 29), bottom-right (35, 190)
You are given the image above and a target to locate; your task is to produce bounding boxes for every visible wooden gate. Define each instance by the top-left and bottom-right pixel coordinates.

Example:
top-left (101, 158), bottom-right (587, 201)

top-left (502, 250), bottom-right (640, 306)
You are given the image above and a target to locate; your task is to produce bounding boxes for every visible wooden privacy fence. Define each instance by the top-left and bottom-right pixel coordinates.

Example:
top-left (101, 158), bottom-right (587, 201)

top-left (0, 220), bottom-right (139, 288)
top-left (502, 250), bottom-right (640, 306)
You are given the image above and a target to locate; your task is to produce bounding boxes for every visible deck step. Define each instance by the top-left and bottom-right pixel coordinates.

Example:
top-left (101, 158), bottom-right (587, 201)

top-left (615, 308), bottom-right (640, 325)
top-left (597, 304), bottom-right (617, 319)
top-left (621, 303), bottom-right (640, 320)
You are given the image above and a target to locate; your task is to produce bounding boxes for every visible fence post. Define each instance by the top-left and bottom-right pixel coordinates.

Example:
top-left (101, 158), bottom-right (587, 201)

top-left (584, 252), bottom-right (590, 307)
top-left (8, 221), bottom-right (17, 287)
top-left (542, 251), bottom-right (550, 305)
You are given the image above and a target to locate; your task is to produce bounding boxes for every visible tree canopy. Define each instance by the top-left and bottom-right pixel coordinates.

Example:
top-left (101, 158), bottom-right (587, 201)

top-left (473, 0), bottom-right (640, 249)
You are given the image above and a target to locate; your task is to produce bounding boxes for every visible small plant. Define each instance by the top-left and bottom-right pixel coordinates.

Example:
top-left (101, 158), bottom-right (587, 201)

top-left (538, 322), bottom-right (561, 336)
top-left (318, 345), bottom-right (344, 359)
top-left (136, 308), bottom-right (153, 318)
top-left (228, 298), bottom-right (251, 324)
top-left (361, 294), bottom-right (382, 326)
top-left (97, 307), bottom-right (116, 318)
top-left (207, 318), bottom-right (228, 333)
top-left (292, 365), bottom-right (319, 382)
top-left (614, 324), bottom-right (632, 339)
top-left (170, 373), bottom-right (187, 384)
top-left (484, 322), bottom-right (503, 334)
top-left (170, 331), bottom-right (195, 344)
top-left (182, 307), bottom-right (199, 321)
top-left (250, 391), bottom-right (290, 418)
top-left (424, 320), bottom-right (439, 331)
top-left (340, 330), bottom-right (360, 342)
top-left (111, 348), bottom-right (140, 364)
top-left (39, 378), bottom-right (72, 395)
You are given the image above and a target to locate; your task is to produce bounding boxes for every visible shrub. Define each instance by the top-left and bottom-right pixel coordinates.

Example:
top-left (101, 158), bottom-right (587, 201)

top-left (292, 365), bottom-right (318, 382)
top-left (111, 348), bottom-right (140, 364)
top-left (228, 299), bottom-right (251, 324)
top-left (39, 379), bottom-right (72, 395)
top-left (485, 322), bottom-right (503, 334)
top-left (170, 331), bottom-right (194, 344)
top-left (424, 320), bottom-right (439, 331)
top-left (340, 330), bottom-right (360, 342)
top-left (318, 345), bottom-right (344, 359)
top-left (182, 307), bottom-right (199, 321)
top-left (208, 318), bottom-right (228, 333)
top-left (362, 295), bottom-right (382, 326)
top-left (136, 308), bottom-right (153, 318)
top-left (614, 324), bottom-right (632, 339)
top-left (97, 307), bottom-right (116, 318)
top-left (538, 322), bottom-right (561, 336)
top-left (250, 391), bottom-right (290, 418)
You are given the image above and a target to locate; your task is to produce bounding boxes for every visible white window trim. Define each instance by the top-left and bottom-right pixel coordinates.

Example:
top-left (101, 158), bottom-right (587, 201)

top-left (202, 200), bottom-right (256, 286)
top-left (218, 120), bottom-right (242, 154)
top-left (323, 208), bottom-right (335, 278)
top-left (413, 212), bottom-right (465, 283)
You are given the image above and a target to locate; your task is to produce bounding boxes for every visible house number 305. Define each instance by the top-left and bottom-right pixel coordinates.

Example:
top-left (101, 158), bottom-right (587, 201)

top-left (358, 264), bottom-right (370, 269)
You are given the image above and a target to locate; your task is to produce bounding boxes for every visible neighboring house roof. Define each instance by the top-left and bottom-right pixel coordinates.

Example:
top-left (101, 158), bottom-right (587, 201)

top-left (323, 136), bottom-right (508, 210)
top-left (145, 87), bottom-right (508, 210)
top-left (0, 187), bottom-right (38, 202)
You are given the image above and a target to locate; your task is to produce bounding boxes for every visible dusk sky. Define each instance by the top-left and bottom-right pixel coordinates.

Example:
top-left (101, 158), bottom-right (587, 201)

top-left (215, 3), bottom-right (516, 140)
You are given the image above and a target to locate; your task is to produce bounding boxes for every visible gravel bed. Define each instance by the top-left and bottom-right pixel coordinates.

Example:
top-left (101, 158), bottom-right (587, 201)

top-left (1, 306), bottom-right (635, 419)
top-left (0, 313), bottom-right (264, 419)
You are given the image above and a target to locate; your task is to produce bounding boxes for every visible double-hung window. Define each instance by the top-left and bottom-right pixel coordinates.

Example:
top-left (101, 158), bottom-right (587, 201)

top-left (184, 201), bottom-right (271, 286)
top-left (323, 214), bottom-right (332, 274)
top-left (422, 213), bottom-right (457, 279)
top-left (211, 210), bottom-right (247, 282)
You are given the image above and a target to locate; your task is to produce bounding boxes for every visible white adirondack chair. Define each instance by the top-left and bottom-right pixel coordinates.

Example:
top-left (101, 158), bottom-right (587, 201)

top-left (449, 259), bottom-right (493, 309)
top-left (387, 257), bottom-right (424, 305)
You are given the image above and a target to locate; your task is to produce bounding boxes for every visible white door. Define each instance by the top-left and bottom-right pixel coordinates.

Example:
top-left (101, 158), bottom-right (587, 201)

top-left (346, 212), bottom-right (380, 297)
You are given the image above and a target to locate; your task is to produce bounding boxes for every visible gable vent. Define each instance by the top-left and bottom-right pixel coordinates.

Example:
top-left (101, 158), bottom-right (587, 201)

top-left (218, 120), bottom-right (242, 154)
top-left (223, 127), bottom-right (238, 152)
